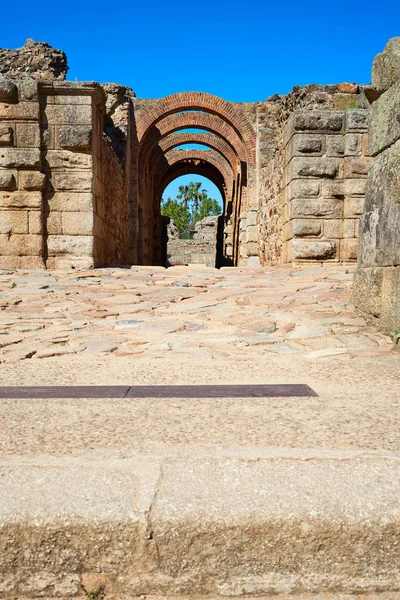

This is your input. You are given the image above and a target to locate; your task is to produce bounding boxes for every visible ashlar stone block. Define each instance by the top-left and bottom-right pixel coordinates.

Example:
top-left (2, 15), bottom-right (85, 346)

top-left (44, 105), bottom-right (92, 126)
top-left (62, 212), bottom-right (94, 236)
top-left (0, 102), bottom-right (39, 121)
top-left (293, 111), bottom-right (344, 132)
top-left (16, 123), bottom-right (41, 148)
top-left (0, 148), bottom-right (41, 169)
top-left (290, 198), bottom-right (342, 219)
top-left (291, 239), bottom-right (336, 260)
top-left (45, 150), bottom-right (92, 170)
top-left (323, 219), bottom-right (343, 238)
top-left (0, 126), bottom-right (14, 147)
top-left (0, 233), bottom-right (42, 255)
top-left (290, 157), bottom-right (339, 179)
top-left (340, 238), bottom-right (358, 261)
top-left (326, 136), bottom-right (345, 157)
top-left (58, 126), bottom-right (92, 151)
top-left (55, 171), bottom-right (93, 191)
top-left (287, 180), bottom-right (320, 200)
top-left (0, 80), bottom-right (18, 102)
top-left (47, 235), bottom-right (93, 256)
top-left (292, 219), bottom-right (321, 237)
top-left (47, 192), bottom-right (93, 212)
top-left (344, 198), bottom-right (364, 217)
top-left (344, 157), bottom-right (370, 179)
top-left (0, 191), bottom-right (42, 209)
top-left (0, 171), bottom-right (16, 190)
top-left (0, 211), bottom-right (28, 234)
top-left (346, 110), bottom-right (368, 132)
top-left (19, 171), bottom-right (46, 190)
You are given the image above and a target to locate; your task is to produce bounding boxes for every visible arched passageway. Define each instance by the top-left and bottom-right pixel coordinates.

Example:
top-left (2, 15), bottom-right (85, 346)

top-left (132, 92), bottom-right (257, 266)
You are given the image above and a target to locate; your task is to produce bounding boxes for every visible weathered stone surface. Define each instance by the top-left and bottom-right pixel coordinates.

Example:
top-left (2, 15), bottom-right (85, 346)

top-left (0, 191), bottom-right (42, 209)
top-left (45, 105), bottom-right (92, 126)
top-left (291, 219), bottom-right (321, 237)
top-left (346, 109), bottom-right (369, 131)
top-left (19, 171), bottom-right (46, 190)
top-left (16, 122), bottom-right (40, 147)
top-left (290, 157), bottom-right (339, 179)
top-left (55, 171), bottom-right (93, 190)
top-left (47, 192), bottom-right (93, 212)
top-left (0, 126), bottom-right (13, 146)
top-left (47, 235), bottom-right (93, 256)
top-left (353, 267), bottom-right (384, 317)
top-left (0, 171), bottom-right (16, 190)
top-left (291, 239), bottom-right (336, 260)
top-left (0, 147), bottom-right (41, 169)
top-left (45, 150), bottom-right (92, 169)
top-left (364, 140), bottom-right (400, 211)
top-left (341, 238), bottom-right (359, 261)
top-left (0, 233), bottom-right (42, 255)
top-left (293, 111), bottom-right (344, 132)
top-left (325, 136), bottom-right (344, 157)
top-left (369, 81), bottom-right (400, 156)
top-left (344, 157), bottom-right (370, 178)
top-left (287, 180), bottom-right (320, 199)
top-left (372, 37), bottom-right (400, 91)
top-left (0, 79), bottom-right (18, 101)
top-left (58, 126), bottom-right (92, 150)
top-left (291, 199), bottom-right (342, 219)
top-left (293, 135), bottom-right (323, 154)
top-left (28, 211), bottom-right (43, 234)
top-left (0, 39), bottom-right (68, 80)
top-left (62, 212), bottom-right (94, 236)
top-left (344, 198), bottom-right (364, 218)
top-left (323, 219), bottom-right (342, 238)
top-left (0, 211), bottom-right (28, 234)
top-left (358, 205), bottom-right (400, 268)
top-left (0, 102), bottom-right (39, 121)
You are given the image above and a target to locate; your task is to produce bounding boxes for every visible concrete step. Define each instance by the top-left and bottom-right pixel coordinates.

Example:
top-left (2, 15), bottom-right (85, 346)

top-left (1, 453), bottom-right (400, 598)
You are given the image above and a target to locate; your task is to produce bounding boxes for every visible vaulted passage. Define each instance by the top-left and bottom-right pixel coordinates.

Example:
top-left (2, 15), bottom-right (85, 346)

top-left (132, 92), bottom-right (257, 267)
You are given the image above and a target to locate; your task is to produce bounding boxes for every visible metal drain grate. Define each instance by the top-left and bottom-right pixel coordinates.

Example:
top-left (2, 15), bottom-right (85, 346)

top-left (0, 384), bottom-right (318, 398)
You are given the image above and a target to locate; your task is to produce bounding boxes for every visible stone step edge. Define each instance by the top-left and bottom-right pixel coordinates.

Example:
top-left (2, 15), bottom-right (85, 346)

top-left (1, 457), bottom-right (400, 597)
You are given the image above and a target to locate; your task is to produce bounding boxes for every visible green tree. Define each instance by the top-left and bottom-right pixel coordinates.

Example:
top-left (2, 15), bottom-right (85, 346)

top-left (162, 182), bottom-right (222, 237)
top-left (161, 197), bottom-right (191, 237)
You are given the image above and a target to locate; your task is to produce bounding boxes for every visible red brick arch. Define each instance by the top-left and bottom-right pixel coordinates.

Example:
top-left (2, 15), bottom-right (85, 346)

top-left (136, 92), bottom-right (256, 164)
top-left (151, 133), bottom-right (238, 174)
top-left (154, 149), bottom-right (234, 202)
top-left (138, 111), bottom-right (247, 164)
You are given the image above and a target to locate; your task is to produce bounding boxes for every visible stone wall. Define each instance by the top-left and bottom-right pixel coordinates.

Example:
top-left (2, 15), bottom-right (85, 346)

top-left (280, 109), bottom-right (369, 263)
top-left (354, 39), bottom-right (400, 331)
top-left (167, 216), bottom-right (219, 267)
top-left (0, 78), bottom-right (45, 269)
top-left (0, 39), bottom-right (68, 80)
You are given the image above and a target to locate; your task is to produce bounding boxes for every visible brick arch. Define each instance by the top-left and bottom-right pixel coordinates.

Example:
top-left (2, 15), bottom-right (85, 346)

top-left (151, 133), bottom-right (239, 174)
top-left (157, 160), bottom-right (229, 204)
top-left (138, 111), bottom-right (247, 164)
top-left (136, 92), bottom-right (256, 164)
top-left (154, 149), bottom-right (234, 190)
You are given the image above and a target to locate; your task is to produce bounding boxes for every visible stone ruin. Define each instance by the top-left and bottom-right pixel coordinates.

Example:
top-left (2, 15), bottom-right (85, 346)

top-left (0, 37), bottom-right (399, 330)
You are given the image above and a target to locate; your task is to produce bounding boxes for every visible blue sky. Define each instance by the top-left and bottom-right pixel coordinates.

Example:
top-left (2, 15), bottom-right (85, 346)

top-left (2, 0), bottom-right (398, 199)
top-left (1, 0), bottom-right (398, 101)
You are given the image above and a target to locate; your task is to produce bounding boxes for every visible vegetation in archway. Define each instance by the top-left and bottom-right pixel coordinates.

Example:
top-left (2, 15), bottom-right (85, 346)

top-left (161, 181), bottom-right (221, 238)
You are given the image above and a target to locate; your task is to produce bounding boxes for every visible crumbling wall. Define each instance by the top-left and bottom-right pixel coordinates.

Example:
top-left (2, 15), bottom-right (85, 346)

top-left (167, 216), bottom-right (219, 267)
top-left (0, 78), bottom-right (45, 269)
top-left (354, 39), bottom-right (400, 330)
top-left (0, 39), bottom-right (68, 81)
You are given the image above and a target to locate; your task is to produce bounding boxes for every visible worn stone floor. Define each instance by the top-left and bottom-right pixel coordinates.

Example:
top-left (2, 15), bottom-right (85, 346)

top-left (0, 264), bottom-right (399, 454)
top-left (1, 265), bottom-right (400, 598)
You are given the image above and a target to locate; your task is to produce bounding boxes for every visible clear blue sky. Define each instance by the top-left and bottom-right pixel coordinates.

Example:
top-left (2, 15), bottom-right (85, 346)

top-left (1, 0), bottom-right (398, 102)
top-left (2, 0), bottom-right (397, 200)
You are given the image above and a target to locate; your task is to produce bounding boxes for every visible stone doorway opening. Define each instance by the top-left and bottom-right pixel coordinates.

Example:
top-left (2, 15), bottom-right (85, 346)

top-left (160, 174), bottom-right (225, 268)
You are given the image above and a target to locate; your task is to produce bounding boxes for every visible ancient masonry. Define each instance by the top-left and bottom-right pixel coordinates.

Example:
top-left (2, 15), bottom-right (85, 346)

top-left (0, 38), bottom-right (399, 327)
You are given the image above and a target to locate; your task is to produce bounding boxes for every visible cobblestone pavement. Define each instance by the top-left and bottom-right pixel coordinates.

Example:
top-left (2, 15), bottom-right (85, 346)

top-left (0, 265), bottom-right (399, 455)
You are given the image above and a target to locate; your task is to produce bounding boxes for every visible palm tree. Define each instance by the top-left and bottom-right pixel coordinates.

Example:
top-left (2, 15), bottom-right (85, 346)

top-left (190, 181), bottom-right (204, 214)
top-left (177, 185), bottom-right (191, 209)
